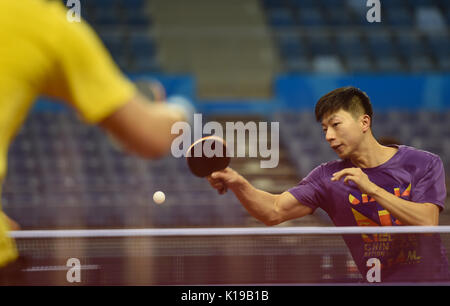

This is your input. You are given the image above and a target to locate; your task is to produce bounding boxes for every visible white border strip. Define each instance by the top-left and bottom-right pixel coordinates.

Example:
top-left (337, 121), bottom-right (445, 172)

top-left (9, 226), bottom-right (450, 239)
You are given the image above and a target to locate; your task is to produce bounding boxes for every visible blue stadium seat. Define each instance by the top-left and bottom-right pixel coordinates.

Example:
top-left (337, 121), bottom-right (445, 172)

top-left (324, 7), bottom-right (353, 26)
top-left (395, 33), bottom-right (427, 58)
top-left (373, 56), bottom-right (403, 72)
top-left (277, 33), bottom-right (307, 59)
top-left (344, 55), bottom-right (372, 72)
top-left (274, 112), bottom-right (298, 125)
top-left (385, 8), bottom-right (413, 26)
top-left (213, 205), bottom-right (246, 226)
top-left (128, 56), bottom-right (160, 73)
top-left (446, 7), bottom-right (450, 25)
top-left (426, 34), bottom-right (450, 57)
top-left (382, 0), bottom-right (406, 8)
top-left (266, 8), bottom-right (296, 28)
top-left (121, 0), bottom-right (146, 9)
top-left (123, 7), bottom-right (151, 26)
top-left (85, 205), bottom-right (111, 227)
top-left (261, 0), bottom-right (286, 9)
top-left (283, 57), bottom-right (311, 72)
top-left (366, 32), bottom-right (397, 57)
top-left (312, 55), bottom-right (344, 73)
top-left (413, 111), bottom-right (446, 125)
top-left (407, 55), bottom-right (435, 72)
top-left (345, 0), bottom-right (367, 15)
top-left (129, 35), bottom-right (156, 57)
top-left (100, 32), bottom-right (126, 57)
top-left (336, 33), bottom-right (366, 57)
top-left (94, 6), bottom-right (120, 26)
top-left (408, 0), bottom-right (435, 6)
top-left (307, 35), bottom-right (336, 56)
top-left (152, 205), bottom-right (181, 227)
top-left (425, 34), bottom-right (450, 69)
top-left (288, 0), bottom-right (316, 9)
top-left (297, 8), bottom-right (323, 26)
top-left (7, 192), bottom-right (43, 208)
top-left (320, 0), bottom-right (343, 7)
top-left (179, 204), bottom-right (216, 226)
top-left (89, 0), bottom-right (119, 8)
top-left (435, 56), bottom-right (450, 71)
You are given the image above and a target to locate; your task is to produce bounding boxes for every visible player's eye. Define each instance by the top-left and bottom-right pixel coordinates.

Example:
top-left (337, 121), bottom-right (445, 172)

top-left (333, 122), bottom-right (340, 127)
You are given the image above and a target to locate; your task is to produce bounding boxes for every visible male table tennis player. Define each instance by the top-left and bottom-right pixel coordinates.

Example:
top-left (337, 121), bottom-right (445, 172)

top-left (208, 86), bottom-right (449, 282)
top-left (0, 0), bottom-right (194, 272)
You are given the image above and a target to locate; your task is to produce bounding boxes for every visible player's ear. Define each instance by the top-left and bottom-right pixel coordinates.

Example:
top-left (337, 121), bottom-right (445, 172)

top-left (360, 114), bottom-right (371, 132)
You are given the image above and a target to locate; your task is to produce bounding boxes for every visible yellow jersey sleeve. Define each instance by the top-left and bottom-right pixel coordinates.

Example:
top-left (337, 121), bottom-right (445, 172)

top-left (42, 1), bottom-right (137, 124)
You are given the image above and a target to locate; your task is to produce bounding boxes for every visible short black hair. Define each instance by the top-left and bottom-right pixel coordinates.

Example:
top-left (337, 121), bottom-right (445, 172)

top-left (315, 86), bottom-right (373, 125)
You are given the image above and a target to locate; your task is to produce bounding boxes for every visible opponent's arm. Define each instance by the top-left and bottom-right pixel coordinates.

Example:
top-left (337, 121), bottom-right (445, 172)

top-left (42, 4), bottom-right (191, 160)
top-left (208, 168), bottom-right (313, 225)
top-left (99, 94), bottom-right (185, 159)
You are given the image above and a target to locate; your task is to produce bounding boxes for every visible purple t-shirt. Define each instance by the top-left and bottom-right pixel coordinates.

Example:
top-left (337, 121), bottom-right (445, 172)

top-left (288, 145), bottom-right (449, 282)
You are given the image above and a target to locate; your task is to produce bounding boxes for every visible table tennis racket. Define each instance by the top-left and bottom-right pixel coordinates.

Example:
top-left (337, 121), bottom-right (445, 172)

top-left (186, 136), bottom-right (230, 177)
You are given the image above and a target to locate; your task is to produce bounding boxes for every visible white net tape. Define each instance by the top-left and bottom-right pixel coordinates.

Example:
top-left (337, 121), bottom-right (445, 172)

top-left (9, 225), bottom-right (450, 238)
top-left (6, 226), bottom-right (450, 285)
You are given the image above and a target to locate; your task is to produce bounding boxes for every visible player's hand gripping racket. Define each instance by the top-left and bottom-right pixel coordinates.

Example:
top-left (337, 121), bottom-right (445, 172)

top-left (186, 136), bottom-right (230, 177)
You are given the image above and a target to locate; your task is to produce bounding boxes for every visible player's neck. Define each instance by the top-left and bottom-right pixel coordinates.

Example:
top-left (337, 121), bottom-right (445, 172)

top-left (349, 137), bottom-right (398, 169)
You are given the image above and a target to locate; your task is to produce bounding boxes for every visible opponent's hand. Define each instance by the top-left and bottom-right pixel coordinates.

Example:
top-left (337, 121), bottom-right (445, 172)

top-left (135, 78), bottom-right (195, 124)
top-left (207, 167), bottom-right (242, 195)
top-left (167, 95), bottom-right (196, 126)
top-left (135, 78), bottom-right (166, 102)
top-left (331, 167), bottom-right (379, 195)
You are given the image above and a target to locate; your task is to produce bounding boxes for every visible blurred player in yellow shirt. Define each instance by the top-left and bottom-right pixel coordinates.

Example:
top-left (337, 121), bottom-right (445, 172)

top-left (0, 0), bottom-right (193, 274)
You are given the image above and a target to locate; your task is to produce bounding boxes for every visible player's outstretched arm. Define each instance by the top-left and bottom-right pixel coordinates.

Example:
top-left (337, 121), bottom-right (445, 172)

top-left (99, 94), bottom-right (186, 159)
top-left (36, 2), bottom-right (192, 160)
top-left (208, 168), bottom-right (313, 226)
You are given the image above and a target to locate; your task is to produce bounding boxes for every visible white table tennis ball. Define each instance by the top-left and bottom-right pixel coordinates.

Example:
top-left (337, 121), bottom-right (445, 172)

top-left (153, 191), bottom-right (166, 204)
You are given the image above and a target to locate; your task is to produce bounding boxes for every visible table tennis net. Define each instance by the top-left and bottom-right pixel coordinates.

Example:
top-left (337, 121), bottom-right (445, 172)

top-left (3, 226), bottom-right (450, 285)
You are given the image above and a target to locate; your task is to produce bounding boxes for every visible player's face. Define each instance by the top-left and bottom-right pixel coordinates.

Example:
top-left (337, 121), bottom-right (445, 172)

top-left (321, 109), bottom-right (364, 159)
